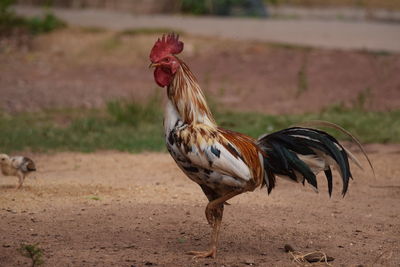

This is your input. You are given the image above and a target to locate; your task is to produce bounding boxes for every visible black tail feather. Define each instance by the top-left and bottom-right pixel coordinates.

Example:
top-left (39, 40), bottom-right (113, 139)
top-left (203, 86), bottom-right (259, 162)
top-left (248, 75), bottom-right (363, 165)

top-left (296, 120), bottom-right (374, 177)
top-left (258, 127), bottom-right (355, 196)
top-left (324, 167), bottom-right (333, 197)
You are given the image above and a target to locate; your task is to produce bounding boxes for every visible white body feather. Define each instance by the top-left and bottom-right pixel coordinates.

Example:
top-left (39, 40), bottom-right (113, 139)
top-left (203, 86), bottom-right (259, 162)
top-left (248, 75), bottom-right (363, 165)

top-left (164, 99), bottom-right (251, 194)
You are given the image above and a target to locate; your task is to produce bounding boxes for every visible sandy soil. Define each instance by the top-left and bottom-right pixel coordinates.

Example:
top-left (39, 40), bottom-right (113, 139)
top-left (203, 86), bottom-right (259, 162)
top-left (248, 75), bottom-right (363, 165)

top-left (0, 146), bottom-right (399, 266)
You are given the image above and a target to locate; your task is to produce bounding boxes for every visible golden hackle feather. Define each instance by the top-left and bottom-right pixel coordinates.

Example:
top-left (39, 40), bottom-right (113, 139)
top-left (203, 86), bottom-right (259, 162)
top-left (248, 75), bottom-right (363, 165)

top-left (169, 59), bottom-right (216, 126)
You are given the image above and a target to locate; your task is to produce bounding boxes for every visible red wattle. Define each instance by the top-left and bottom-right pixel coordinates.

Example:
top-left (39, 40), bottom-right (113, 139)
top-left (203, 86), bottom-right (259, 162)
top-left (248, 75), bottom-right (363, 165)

top-left (154, 67), bottom-right (173, 87)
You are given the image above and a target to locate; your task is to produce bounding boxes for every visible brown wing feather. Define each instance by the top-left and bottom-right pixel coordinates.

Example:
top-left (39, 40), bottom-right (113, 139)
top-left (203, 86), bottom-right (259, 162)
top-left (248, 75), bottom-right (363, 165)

top-left (217, 128), bottom-right (264, 189)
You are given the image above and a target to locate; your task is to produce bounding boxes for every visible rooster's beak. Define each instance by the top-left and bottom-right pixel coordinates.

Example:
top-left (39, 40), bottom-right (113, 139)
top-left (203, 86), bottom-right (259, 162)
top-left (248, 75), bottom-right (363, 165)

top-left (149, 62), bottom-right (160, 68)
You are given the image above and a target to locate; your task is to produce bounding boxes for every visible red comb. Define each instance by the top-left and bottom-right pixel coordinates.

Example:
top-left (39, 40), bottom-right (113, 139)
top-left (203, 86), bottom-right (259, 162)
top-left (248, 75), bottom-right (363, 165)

top-left (150, 33), bottom-right (184, 62)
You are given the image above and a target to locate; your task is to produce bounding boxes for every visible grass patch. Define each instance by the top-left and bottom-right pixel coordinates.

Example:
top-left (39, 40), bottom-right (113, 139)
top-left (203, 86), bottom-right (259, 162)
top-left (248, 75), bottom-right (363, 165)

top-left (0, 98), bottom-right (164, 154)
top-left (0, 99), bottom-right (398, 154)
top-left (19, 243), bottom-right (44, 267)
top-left (217, 105), bottom-right (400, 143)
top-left (23, 12), bottom-right (66, 35)
top-left (0, 0), bottom-right (66, 36)
top-left (107, 94), bottom-right (162, 127)
top-left (86, 195), bottom-right (101, 201)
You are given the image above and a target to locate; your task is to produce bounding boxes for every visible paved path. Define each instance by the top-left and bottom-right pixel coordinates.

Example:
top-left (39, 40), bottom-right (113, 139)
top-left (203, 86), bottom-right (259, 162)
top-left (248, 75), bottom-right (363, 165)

top-left (15, 5), bottom-right (400, 53)
top-left (268, 6), bottom-right (400, 22)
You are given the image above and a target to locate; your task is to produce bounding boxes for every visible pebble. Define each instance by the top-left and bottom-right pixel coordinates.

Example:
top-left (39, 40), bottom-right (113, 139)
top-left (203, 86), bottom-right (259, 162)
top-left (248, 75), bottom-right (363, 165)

top-left (242, 258), bottom-right (255, 265)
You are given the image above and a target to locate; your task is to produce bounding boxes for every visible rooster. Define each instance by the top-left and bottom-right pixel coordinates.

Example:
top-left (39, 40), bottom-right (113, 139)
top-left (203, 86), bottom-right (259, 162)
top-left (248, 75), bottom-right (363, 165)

top-left (0, 154), bottom-right (36, 189)
top-left (149, 34), bottom-right (371, 258)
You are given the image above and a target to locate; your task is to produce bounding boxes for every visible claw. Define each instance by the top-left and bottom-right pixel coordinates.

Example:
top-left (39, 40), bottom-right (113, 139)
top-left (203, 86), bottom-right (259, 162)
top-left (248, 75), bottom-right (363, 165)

top-left (187, 248), bottom-right (216, 259)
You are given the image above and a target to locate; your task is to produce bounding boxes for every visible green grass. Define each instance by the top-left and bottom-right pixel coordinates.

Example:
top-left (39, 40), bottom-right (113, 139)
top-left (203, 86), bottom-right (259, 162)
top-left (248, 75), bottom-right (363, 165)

top-left (217, 105), bottom-right (400, 143)
top-left (0, 99), bottom-right (399, 154)
top-left (0, 11), bottom-right (66, 36)
top-left (86, 195), bottom-right (101, 201)
top-left (19, 243), bottom-right (44, 267)
top-left (25, 12), bottom-right (66, 35)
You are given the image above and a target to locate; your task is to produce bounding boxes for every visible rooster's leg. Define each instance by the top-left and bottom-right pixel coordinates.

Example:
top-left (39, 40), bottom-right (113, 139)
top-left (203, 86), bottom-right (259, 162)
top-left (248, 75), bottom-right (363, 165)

top-left (188, 191), bottom-right (241, 259)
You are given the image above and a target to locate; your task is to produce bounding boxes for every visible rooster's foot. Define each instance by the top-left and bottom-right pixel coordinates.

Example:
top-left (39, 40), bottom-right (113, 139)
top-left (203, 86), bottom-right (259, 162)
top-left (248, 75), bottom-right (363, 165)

top-left (187, 248), bottom-right (216, 259)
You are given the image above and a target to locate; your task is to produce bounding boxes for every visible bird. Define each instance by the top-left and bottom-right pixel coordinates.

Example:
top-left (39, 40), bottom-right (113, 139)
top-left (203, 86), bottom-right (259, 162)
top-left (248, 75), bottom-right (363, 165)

top-left (0, 154), bottom-right (36, 189)
top-left (148, 33), bottom-right (372, 259)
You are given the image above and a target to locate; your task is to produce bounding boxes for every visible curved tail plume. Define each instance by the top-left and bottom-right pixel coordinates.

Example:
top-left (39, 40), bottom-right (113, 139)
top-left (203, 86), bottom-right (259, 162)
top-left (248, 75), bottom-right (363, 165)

top-left (258, 126), bottom-right (365, 196)
top-left (295, 120), bottom-right (374, 177)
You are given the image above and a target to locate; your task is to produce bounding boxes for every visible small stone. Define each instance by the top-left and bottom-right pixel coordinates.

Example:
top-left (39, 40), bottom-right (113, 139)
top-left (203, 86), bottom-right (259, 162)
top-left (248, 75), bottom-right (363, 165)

top-left (242, 258), bottom-right (255, 265)
top-left (6, 208), bottom-right (17, 214)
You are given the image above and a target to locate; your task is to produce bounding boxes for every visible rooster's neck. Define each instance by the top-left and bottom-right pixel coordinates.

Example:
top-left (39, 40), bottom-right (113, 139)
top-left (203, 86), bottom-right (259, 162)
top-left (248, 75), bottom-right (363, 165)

top-left (167, 60), bottom-right (216, 126)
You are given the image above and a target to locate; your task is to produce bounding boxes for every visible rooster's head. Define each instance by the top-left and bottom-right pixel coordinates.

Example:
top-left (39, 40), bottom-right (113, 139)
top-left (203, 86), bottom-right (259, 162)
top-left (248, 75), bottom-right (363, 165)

top-left (149, 33), bottom-right (184, 87)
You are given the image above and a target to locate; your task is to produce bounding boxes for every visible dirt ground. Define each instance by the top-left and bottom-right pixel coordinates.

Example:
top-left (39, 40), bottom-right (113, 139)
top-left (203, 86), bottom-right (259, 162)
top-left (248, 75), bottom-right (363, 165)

top-left (0, 145), bottom-right (399, 266)
top-left (1, 29), bottom-right (400, 114)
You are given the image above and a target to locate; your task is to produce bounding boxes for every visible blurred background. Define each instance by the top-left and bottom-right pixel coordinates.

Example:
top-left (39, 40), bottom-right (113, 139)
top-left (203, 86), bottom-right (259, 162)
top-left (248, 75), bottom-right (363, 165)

top-left (1, 0), bottom-right (399, 153)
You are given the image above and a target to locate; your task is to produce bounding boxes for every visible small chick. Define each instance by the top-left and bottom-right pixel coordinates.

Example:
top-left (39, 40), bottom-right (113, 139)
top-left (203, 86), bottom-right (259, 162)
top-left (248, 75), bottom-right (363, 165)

top-left (0, 154), bottom-right (36, 189)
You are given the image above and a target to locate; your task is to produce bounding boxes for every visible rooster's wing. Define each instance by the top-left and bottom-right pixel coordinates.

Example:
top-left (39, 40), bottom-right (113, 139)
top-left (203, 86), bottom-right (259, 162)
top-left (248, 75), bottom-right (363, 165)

top-left (172, 124), bottom-right (263, 189)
